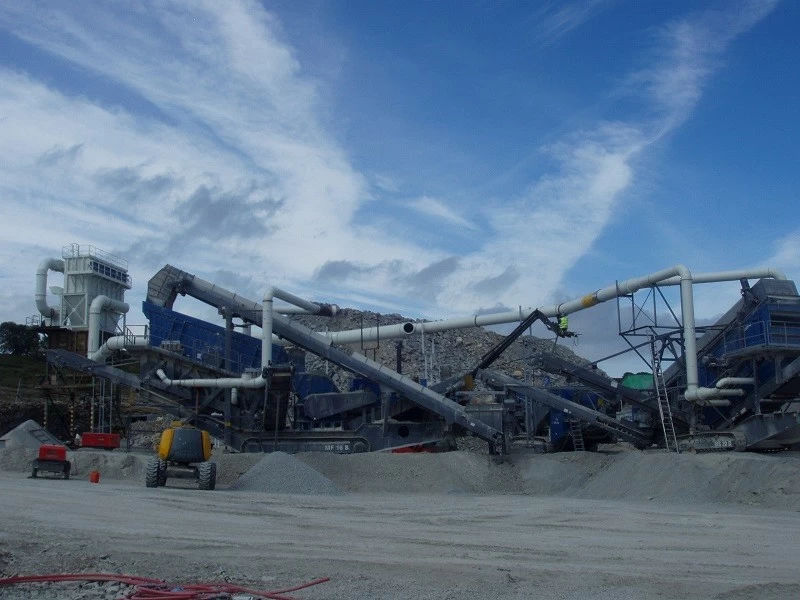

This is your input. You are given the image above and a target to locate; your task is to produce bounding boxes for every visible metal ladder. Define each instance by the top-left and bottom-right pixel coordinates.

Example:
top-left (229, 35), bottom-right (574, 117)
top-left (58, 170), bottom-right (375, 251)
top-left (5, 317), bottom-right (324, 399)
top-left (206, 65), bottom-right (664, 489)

top-left (569, 419), bottom-right (585, 451)
top-left (651, 342), bottom-right (680, 453)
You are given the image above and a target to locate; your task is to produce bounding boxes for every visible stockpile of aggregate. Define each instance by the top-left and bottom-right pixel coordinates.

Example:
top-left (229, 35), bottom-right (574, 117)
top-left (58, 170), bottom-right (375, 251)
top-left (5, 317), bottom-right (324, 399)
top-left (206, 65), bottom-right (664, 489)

top-left (294, 446), bottom-right (800, 508)
top-left (228, 451), bottom-right (342, 495)
top-left (210, 450), bottom-right (263, 487)
top-left (291, 308), bottom-right (596, 392)
top-left (298, 450), bottom-right (524, 494)
top-left (68, 450), bottom-right (147, 480)
top-left (0, 446), bottom-right (38, 472)
top-left (516, 447), bottom-right (800, 509)
top-left (0, 419), bottom-right (61, 449)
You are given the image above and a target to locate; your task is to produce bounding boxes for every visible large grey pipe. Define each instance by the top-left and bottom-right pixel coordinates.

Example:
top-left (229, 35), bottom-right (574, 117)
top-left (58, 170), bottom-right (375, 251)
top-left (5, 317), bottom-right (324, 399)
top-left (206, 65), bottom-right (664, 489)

top-left (325, 267), bottom-right (788, 345)
top-left (657, 268), bottom-right (786, 286)
top-left (324, 266), bottom-right (788, 401)
top-left (35, 258), bottom-right (65, 322)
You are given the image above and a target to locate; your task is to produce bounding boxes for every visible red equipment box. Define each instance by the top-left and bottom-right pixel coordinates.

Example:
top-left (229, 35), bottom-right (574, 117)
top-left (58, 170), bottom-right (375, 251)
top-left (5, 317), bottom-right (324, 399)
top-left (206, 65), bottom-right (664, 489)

top-left (80, 432), bottom-right (121, 450)
top-left (38, 444), bottom-right (67, 462)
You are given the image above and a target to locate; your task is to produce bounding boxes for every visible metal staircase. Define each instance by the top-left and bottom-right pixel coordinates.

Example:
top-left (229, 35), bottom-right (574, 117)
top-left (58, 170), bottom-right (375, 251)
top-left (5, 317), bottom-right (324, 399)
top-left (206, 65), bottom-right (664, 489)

top-left (569, 419), bottom-right (585, 451)
top-left (651, 341), bottom-right (679, 453)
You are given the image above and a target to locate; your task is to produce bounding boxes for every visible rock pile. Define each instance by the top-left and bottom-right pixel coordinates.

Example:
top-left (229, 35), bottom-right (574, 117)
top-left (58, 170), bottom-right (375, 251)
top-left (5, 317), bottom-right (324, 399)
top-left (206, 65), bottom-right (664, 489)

top-left (228, 451), bottom-right (342, 495)
top-left (291, 308), bottom-right (595, 392)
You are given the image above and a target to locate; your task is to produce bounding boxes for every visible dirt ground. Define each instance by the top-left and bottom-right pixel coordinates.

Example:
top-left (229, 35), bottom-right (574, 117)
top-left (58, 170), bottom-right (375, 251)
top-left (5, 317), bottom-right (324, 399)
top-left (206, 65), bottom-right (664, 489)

top-left (2, 447), bottom-right (800, 599)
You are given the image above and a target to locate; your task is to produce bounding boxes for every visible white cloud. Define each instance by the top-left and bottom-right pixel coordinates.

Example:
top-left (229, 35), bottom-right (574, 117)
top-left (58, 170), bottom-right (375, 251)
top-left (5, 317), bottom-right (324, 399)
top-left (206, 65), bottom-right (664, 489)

top-left (407, 196), bottom-right (478, 231)
top-left (531, 0), bottom-right (615, 46)
top-left (0, 1), bottom-right (434, 304)
top-left (768, 229), bottom-right (800, 278)
top-left (0, 0), bottom-right (782, 332)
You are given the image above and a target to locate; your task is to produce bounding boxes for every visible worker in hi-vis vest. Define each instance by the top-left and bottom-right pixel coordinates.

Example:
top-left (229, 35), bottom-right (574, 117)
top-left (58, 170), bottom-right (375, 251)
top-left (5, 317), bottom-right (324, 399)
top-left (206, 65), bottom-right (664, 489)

top-left (558, 315), bottom-right (569, 334)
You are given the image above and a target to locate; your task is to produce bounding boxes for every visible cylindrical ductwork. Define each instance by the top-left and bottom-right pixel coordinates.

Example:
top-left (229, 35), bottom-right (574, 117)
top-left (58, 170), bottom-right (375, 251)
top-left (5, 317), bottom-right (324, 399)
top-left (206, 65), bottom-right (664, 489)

top-left (35, 258), bottom-right (65, 322)
top-left (324, 267), bottom-right (787, 345)
top-left (156, 368), bottom-right (267, 389)
top-left (324, 321), bottom-right (416, 345)
top-left (323, 265), bottom-right (788, 401)
top-left (86, 296), bottom-right (130, 358)
top-left (715, 377), bottom-right (755, 388)
top-left (156, 285), bottom-right (318, 389)
top-left (89, 334), bottom-right (148, 362)
top-left (657, 268), bottom-right (786, 286)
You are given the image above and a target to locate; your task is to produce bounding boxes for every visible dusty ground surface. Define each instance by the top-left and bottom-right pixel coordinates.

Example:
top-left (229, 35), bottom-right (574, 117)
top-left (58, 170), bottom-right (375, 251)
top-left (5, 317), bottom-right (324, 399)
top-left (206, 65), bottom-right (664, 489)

top-left (2, 447), bottom-right (800, 599)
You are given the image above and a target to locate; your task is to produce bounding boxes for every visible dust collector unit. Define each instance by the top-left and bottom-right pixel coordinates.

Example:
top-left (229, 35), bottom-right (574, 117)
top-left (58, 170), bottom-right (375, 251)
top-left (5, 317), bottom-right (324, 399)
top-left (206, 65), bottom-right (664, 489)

top-left (38, 243), bottom-right (131, 336)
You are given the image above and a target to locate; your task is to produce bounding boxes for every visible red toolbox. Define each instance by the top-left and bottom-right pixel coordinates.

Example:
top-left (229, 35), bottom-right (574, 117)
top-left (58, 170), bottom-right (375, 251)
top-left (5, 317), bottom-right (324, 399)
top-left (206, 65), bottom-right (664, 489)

top-left (38, 444), bottom-right (67, 461)
top-left (80, 432), bottom-right (121, 450)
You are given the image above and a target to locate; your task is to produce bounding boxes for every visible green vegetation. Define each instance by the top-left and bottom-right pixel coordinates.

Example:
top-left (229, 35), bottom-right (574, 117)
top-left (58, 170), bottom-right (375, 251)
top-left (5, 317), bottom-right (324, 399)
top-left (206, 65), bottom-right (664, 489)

top-left (0, 321), bottom-right (44, 356)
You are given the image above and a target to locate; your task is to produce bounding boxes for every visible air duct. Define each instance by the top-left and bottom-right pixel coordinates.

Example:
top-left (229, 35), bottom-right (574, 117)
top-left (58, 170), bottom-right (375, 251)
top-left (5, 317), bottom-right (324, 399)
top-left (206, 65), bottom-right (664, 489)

top-left (157, 286), bottom-right (321, 389)
top-left (35, 258), bottom-right (65, 322)
top-left (86, 296), bottom-right (130, 359)
top-left (323, 266), bottom-right (786, 402)
top-left (89, 334), bottom-right (148, 362)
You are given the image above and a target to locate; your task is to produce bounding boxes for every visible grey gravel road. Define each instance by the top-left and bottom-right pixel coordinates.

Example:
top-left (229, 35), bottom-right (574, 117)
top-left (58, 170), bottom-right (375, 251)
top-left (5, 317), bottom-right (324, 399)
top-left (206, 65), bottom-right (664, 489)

top-left (2, 472), bottom-right (800, 599)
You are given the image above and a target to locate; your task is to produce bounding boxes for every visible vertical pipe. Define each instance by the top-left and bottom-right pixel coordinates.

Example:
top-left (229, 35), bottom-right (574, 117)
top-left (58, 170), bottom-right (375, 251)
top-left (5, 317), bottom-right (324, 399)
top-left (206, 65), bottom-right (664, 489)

top-left (225, 388), bottom-right (235, 446)
top-left (262, 296), bottom-right (273, 368)
top-left (223, 307), bottom-right (233, 447)
top-left (421, 326), bottom-right (428, 382)
top-left (678, 274), bottom-right (699, 394)
top-left (223, 308), bottom-right (232, 371)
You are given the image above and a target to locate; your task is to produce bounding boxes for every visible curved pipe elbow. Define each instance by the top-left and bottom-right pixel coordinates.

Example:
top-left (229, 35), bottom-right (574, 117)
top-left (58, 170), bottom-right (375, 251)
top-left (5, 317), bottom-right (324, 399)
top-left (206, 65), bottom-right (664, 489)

top-left (89, 335), bottom-right (148, 362)
top-left (35, 258), bottom-right (65, 319)
top-left (89, 295), bottom-right (130, 317)
top-left (672, 264), bottom-right (692, 281)
top-left (87, 296), bottom-right (130, 357)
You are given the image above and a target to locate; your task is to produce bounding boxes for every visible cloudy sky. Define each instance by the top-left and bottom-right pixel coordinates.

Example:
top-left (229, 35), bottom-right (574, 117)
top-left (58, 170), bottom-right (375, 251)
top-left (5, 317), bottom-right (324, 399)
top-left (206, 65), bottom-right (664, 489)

top-left (1, 0), bottom-right (798, 374)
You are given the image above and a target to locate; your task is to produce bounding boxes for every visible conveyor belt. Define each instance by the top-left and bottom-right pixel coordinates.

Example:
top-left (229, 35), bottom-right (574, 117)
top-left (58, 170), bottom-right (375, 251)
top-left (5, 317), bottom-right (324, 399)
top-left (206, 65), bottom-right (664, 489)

top-left (478, 369), bottom-right (651, 448)
top-left (146, 266), bottom-right (505, 447)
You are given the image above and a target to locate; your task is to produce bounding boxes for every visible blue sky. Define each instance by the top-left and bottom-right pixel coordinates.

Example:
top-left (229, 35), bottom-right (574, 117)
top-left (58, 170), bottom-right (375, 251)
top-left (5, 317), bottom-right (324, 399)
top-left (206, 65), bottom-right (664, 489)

top-left (0, 0), bottom-right (798, 374)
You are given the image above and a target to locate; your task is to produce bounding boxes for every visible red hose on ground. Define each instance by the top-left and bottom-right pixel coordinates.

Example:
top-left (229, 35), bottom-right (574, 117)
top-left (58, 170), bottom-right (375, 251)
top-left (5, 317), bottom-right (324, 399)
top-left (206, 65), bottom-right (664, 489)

top-left (0, 573), bottom-right (330, 600)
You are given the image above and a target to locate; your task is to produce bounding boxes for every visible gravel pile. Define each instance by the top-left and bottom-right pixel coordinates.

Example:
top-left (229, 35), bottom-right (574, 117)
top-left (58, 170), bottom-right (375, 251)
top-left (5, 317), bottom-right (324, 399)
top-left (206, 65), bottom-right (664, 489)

top-left (228, 451), bottom-right (342, 495)
top-left (0, 580), bottom-right (134, 600)
top-left (69, 450), bottom-right (147, 481)
top-left (515, 447), bottom-right (800, 508)
top-left (0, 446), bottom-right (37, 472)
top-left (298, 450), bottom-right (524, 495)
top-left (291, 308), bottom-right (596, 391)
top-left (210, 450), bottom-right (263, 487)
top-left (0, 447), bottom-right (149, 481)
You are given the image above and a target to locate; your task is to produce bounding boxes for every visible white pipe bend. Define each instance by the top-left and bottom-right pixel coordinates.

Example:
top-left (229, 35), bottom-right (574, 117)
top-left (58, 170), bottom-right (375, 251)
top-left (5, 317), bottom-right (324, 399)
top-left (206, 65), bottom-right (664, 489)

top-left (87, 296), bottom-right (130, 358)
top-left (89, 335), bottom-right (148, 362)
top-left (35, 258), bottom-right (65, 321)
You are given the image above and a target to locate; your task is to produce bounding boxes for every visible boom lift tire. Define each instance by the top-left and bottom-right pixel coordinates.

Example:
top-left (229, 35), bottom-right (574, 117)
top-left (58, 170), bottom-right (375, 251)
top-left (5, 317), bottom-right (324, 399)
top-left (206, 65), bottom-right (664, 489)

top-left (145, 457), bottom-right (160, 488)
top-left (198, 461), bottom-right (216, 490)
top-left (157, 459), bottom-right (168, 486)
